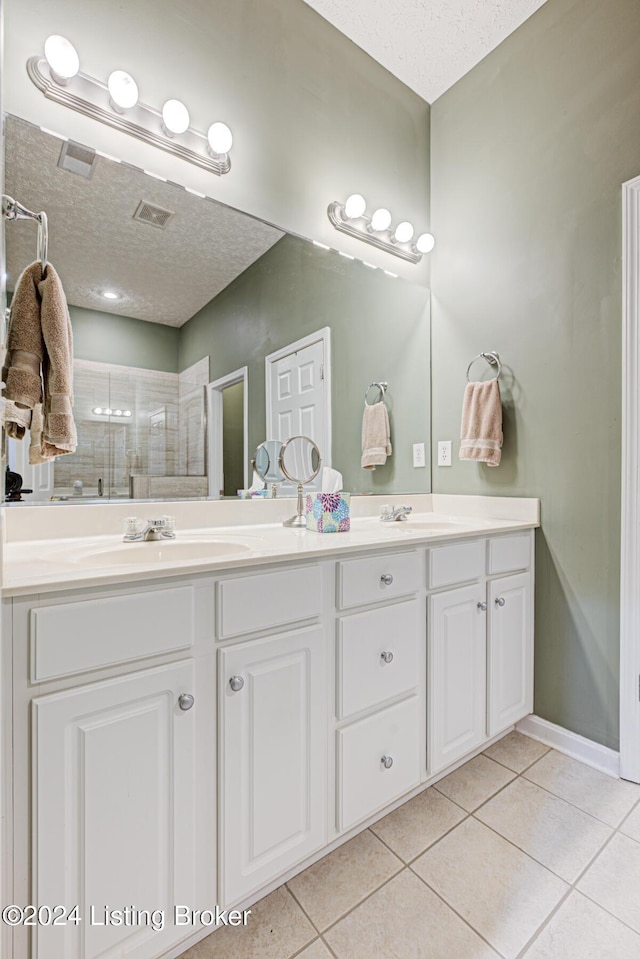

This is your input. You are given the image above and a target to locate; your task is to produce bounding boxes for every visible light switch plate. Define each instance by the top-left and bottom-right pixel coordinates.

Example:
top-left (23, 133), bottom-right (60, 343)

top-left (412, 443), bottom-right (425, 468)
top-left (438, 441), bottom-right (452, 467)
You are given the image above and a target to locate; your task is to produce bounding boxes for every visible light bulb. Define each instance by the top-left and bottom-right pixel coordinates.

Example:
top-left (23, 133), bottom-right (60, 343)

top-left (415, 232), bottom-right (435, 254)
top-left (115, 410), bottom-right (123, 416)
top-left (344, 194), bottom-right (366, 219)
top-left (105, 408), bottom-right (113, 416)
top-left (394, 221), bottom-right (414, 243)
top-left (44, 35), bottom-right (80, 84)
top-left (207, 122), bottom-right (233, 155)
top-left (370, 208), bottom-right (392, 232)
top-left (94, 408), bottom-right (102, 415)
top-left (107, 70), bottom-right (138, 112)
top-left (162, 99), bottom-right (190, 136)
top-left (124, 410), bottom-right (132, 417)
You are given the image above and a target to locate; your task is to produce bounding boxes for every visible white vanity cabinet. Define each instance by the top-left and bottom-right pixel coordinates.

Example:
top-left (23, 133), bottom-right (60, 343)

top-left (427, 533), bottom-right (534, 774)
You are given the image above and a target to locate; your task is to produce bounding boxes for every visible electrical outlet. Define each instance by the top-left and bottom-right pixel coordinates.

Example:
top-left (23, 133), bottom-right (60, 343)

top-left (412, 443), bottom-right (425, 468)
top-left (438, 441), bottom-right (452, 467)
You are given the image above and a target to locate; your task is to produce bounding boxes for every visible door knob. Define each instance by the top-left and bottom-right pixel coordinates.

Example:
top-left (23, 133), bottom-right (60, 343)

top-left (380, 573), bottom-right (394, 586)
top-left (178, 693), bottom-right (195, 711)
top-left (229, 676), bottom-right (245, 692)
top-left (495, 597), bottom-right (506, 607)
top-left (381, 651), bottom-right (394, 664)
top-left (381, 755), bottom-right (394, 769)
top-left (477, 601), bottom-right (487, 611)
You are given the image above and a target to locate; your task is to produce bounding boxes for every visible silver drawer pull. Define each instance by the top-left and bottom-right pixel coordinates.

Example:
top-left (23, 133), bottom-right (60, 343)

top-left (381, 755), bottom-right (394, 769)
top-left (495, 597), bottom-right (506, 607)
top-left (381, 650), bottom-right (394, 664)
top-left (477, 601), bottom-right (487, 612)
top-left (178, 693), bottom-right (195, 711)
top-left (229, 676), bottom-right (245, 692)
top-left (380, 573), bottom-right (394, 586)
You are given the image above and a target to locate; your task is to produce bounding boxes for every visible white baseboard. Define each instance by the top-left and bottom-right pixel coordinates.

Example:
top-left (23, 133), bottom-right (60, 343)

top-left (517, 715), bottom-right (620, 779)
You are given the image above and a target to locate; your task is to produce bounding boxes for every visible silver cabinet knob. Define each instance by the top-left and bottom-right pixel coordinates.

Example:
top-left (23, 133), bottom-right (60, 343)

top-left (381, 650), bottom-right (394, 664)
top-left (178, 693), bottom-right (195, 711)
top-left (477, 601), bottom-right (487, 612)
top-left (229, 675), bottom-right (245, 692)
top-left (380, 573), bottom-right (394, 586)
top-left (381, 755), bottom-right (394, 769)
top-left (495, 597), bottom-right (506, 607)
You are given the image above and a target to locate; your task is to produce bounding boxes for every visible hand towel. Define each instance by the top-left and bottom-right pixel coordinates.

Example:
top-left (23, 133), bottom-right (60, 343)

top-left (361, 402), bottom-right (392, 470)
top-left (459, 379), bottom-right (503, 467)
top-left (3, 261), bottom-right (77, 458)
top-left (2, 399), bottom-right (31, 440)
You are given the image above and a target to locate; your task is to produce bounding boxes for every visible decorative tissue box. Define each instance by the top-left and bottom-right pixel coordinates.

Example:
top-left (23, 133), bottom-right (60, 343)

top-left (305, 492), bottom-right (351, 532)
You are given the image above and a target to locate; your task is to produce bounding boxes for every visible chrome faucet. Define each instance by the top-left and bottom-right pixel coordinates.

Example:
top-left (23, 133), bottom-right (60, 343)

top-left (380, 504), bottom-right (413, 523)
top-left (123, 516), bottom-right (176, 542)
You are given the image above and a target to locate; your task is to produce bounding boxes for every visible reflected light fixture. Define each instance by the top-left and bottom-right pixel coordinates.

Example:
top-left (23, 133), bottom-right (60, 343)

top-left (102, 290), bottom-right (120, 300)
top-left (327, 194), bottom-right (435, 264)
top-left (93, 407), bottom-right (131, 417)
top-left (29, 36), bottom-right (233, 175)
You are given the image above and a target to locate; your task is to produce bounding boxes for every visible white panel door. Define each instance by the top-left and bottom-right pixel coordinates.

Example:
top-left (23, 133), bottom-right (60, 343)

top-left (219, 626), bottom-right (326, 906)
top-left (32, 661), bottom-right (197, 959)
top-left (488, 572), bottom-right (533, 735)
top-left (7, 436), bottom-right (54, 501)
top-left (429, 584), bottom-right (487, 774)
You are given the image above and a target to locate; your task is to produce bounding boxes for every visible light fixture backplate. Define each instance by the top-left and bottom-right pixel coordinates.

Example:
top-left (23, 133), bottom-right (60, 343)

top-left (327, 201), bottom-right (422, 264)
top-left (28, 56), bottom-right (231, 176)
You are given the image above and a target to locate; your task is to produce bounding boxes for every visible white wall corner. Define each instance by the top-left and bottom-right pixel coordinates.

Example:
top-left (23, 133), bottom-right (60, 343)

top-left (517, 715), bottom-right (620, 779)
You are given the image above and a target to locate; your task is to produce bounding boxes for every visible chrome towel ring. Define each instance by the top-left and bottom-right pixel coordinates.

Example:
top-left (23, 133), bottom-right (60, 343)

top-left (466, 352), bottom-right (501, 383)
top-left (364, 381), bottom-right (388, 406)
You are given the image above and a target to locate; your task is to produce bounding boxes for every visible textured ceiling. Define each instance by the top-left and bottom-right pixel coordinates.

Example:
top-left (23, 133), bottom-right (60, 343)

top-left (302, 0), bottom-right (548, 103)
top-left (4, 116), bottom-right (284, 326)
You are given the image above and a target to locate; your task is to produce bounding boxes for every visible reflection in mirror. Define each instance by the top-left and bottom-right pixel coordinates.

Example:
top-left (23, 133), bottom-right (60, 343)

top-left (253, 440), bottom-right (285, 484)
top-left (279, 435), bottom-right (322, 529)
top-left (3, 114), bottom-right (431, 504)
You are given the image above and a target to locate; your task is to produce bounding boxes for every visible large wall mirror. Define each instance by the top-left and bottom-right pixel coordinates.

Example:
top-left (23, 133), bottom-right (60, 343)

top-left (3, 113), bottom-right (431, 504)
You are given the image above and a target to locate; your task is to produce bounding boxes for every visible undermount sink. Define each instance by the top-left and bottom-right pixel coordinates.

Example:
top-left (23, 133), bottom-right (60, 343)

top-left (68, 539), bottom-right (253, 567)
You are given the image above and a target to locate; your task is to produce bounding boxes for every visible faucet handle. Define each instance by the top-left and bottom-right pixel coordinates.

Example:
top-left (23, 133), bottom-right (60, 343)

top-left (123, 516), bottom-right (140, 536)
top-left (161, 514), bottom-right (175, 532)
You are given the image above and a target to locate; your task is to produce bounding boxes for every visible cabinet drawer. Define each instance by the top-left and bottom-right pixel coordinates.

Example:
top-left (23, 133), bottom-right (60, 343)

top-left (337, 697), bottom-right (421, 831)
top-left (488, 534), bottom-right (531, 575)
top-left (428, 540), bottom-right (485, 589)
top-left (217, 565), bottom-right (322, 638)
top-left (30, 586), bottom-right (195, 683)
top-left (338, 600), bottom-right (420, 719)
top-left (338, 551), bottom-right (420, 610)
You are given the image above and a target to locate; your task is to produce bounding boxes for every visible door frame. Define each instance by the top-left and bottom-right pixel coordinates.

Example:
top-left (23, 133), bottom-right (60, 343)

top-left (620, 174), bottom-right (640, 782)
top-left (207, 367), bottom-right (248, 499)
top-left (264, 327), bottom-right (332, 468)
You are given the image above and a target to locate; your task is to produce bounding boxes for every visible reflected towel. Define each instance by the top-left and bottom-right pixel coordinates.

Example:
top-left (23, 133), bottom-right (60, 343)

top-left (2, 399), bottom-right (31, 440)
top-left (361, 402), bottom-right (392, 470)
top-left (459, 379), bottom-right (503, 467)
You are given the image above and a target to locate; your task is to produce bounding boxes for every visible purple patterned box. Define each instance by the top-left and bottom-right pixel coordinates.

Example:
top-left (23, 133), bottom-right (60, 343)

top-left (305, 492), bottom-right (351, 532)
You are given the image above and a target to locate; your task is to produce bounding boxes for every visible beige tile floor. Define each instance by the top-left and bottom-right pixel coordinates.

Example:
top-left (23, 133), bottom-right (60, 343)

top-left (179, 732), bottom-right (640, 959)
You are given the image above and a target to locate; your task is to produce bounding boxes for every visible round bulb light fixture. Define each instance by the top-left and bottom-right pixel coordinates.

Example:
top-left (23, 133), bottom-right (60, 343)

top-left (370, 208), bottom-right (392, 232)
top-left (394, 221), bottom-right (414, 244)
top-left (344, 194), bottom-right (366, 219)
top-left (44, 34), bottom-right (80, 84)
top-left (107, 70), bottom-right (139, 112)
top-left (207, 122), bottom-right (233, 155)
top-left (161, 99), bottom-right (190, 136)
top-left (415, 232), bottom-right (435, 254)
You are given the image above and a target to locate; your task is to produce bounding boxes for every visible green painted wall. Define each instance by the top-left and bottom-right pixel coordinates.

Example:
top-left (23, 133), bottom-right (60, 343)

top-left (70, 305), bottom-right (179, 373)
top-left (179, 234), bottom-right (430, 494)
top-left (222, 381), bottom-right (245, 497)
top-left (430, 0), bottom-right (640, 750)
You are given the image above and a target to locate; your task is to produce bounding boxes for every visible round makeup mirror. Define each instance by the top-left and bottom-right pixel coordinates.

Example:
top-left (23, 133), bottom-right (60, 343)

top-left (252, 440), bottom-right (285, 484)
top-left (278, 435), bottom-right (322, 528)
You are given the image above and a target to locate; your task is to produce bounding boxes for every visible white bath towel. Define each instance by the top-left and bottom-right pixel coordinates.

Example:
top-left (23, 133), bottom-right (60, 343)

top-left (361, 402), bottom-right (392, 470)
top-left (459, 379), bottom-right (503, 467)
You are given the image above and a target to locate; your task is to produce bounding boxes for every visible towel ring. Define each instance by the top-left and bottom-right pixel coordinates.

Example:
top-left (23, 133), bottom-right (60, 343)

top-left (466, 352), bottom-right (501, 383)
top-left (365, 381), bottom-right (388, 406)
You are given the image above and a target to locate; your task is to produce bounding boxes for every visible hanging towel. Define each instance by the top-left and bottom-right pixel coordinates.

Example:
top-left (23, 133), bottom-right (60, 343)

top-left (361, 401), bottom-right (392, 470)
top-left (2, 399), bottom-right (31, 440)
top-left (3, 261), bottom-right (76, 458)
top-left (459, 379), bottom-right (503, 467)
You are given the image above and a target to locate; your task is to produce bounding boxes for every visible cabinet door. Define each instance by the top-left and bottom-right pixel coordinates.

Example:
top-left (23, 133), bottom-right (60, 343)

top-left (429, 584), bottom-right (486, 774)
top-left (219, 626), bottom-right (326, 907)
top-left (32, 661), bottom-right (197, 959)
top-left (488, 572), bottom-right (532, 735)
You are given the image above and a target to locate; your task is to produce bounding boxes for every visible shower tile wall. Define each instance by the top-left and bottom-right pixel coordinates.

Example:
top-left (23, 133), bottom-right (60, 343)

top-left (54, 358), bottom-right (208, 495)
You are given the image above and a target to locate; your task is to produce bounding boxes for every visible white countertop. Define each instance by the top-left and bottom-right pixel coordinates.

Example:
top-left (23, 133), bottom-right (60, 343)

top-left (1, 502), bottom-right (539, 596)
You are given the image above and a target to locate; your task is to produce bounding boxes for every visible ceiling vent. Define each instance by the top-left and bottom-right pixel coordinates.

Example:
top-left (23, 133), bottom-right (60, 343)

top-left (133, 201), bottom-right (174, 230)
top-left (57, 140), bottom-right (97, 179)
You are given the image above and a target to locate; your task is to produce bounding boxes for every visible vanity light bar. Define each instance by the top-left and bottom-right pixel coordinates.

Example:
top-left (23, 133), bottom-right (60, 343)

top-left (28, 36), bottom-right (233, 176)
top-left (327, 196), bottom-right (435, 264)
top-left (93, 408), bottom-right (132, 417)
